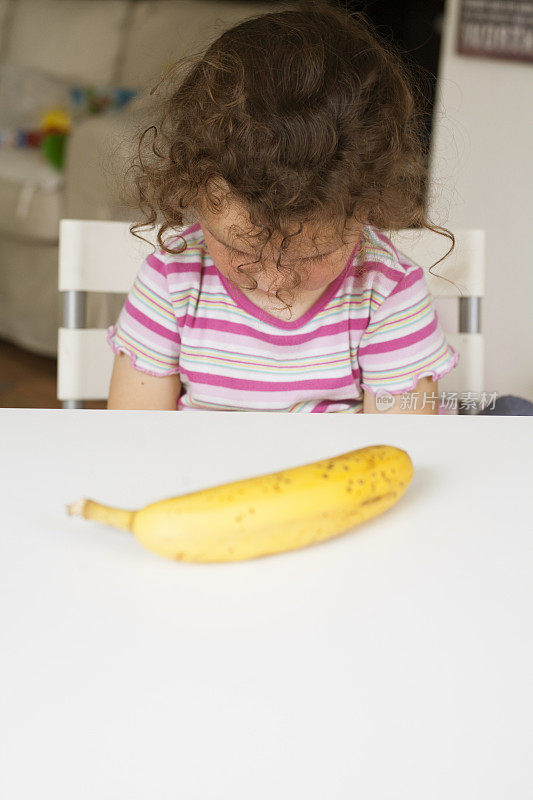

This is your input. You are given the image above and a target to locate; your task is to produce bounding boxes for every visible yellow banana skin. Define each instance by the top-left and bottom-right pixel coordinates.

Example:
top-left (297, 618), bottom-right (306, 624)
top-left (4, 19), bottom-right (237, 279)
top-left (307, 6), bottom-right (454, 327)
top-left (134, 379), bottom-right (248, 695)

top-left (66, 445), bottom-right (413, 563)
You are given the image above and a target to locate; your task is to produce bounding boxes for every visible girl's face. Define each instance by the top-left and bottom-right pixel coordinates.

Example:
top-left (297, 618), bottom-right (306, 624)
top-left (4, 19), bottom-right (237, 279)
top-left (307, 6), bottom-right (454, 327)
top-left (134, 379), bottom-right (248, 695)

top-left (193, 200), bottom-right (362, 295)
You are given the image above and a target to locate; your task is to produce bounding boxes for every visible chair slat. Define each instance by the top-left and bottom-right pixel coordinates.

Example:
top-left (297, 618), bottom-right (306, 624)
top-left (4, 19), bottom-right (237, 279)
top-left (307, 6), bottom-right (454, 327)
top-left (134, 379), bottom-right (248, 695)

top-left (57, 328), bottom-right (117, 400)
top-left (440, 333), bottom-right (484, 394)
top-left (57, 329), bottom-right (484, 402)
top-left (60, 219), bottom-right (485, 297)
top-left (59, 219), bottom-right (188, 293)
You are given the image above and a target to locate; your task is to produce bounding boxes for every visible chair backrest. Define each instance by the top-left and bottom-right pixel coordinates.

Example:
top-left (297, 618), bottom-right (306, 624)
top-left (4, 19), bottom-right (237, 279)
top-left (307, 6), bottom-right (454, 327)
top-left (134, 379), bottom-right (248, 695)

top-left (57, 219), bottom-right (485, 408)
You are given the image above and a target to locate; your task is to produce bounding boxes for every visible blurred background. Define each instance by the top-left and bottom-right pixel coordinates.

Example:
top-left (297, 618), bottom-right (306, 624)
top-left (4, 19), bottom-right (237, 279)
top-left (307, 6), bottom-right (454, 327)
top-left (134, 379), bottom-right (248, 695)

top-left (0, 0), bottom-right (531, 408)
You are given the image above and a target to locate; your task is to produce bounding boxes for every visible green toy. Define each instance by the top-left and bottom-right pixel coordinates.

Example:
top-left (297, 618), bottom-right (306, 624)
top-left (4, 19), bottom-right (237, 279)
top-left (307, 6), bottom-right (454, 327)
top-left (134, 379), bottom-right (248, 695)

top-left (40, 108), bottom-right (71, 170)
top-left (41, 132), bottom-right (67, 170)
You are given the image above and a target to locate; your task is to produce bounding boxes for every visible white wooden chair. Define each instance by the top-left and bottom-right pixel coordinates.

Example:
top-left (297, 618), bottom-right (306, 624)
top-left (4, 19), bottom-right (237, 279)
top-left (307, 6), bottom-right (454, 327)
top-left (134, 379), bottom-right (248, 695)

top-left (57, 219), bottom-right (485, 413)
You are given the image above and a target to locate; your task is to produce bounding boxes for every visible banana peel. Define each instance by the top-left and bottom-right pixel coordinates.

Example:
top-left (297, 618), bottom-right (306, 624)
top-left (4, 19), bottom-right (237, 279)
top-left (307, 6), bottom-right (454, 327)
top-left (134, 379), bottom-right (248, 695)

top-left (66, 444), bottom-right (414, 562)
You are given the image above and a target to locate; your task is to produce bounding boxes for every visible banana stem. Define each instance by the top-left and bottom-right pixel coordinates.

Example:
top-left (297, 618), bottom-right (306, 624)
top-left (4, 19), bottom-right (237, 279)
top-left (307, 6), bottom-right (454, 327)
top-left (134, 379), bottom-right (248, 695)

top-left (66, 498), bottom-right (135, 532)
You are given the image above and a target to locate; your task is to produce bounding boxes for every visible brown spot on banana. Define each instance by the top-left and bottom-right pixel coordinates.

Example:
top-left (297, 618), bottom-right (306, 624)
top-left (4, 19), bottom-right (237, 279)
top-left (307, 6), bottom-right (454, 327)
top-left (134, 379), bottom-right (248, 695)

top-left (360, 492), bottom-right (396, 506)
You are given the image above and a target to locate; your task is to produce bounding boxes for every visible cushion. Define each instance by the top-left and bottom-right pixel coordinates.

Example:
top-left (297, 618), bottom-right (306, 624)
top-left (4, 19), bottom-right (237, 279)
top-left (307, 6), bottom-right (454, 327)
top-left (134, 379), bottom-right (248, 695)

top-left (119, 0), bottom-right (291, 89)
top-left (0, 64), bottom-right (72, 128)
top-left (0, 149), bottom-right (63, 241)
top-left (4, 0), bottom-right (129, 85)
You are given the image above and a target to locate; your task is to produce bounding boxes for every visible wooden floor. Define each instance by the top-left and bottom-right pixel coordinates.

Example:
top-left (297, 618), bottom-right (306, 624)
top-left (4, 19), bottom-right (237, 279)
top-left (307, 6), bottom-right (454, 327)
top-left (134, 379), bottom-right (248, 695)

top-left (0, 338), bottom-right (106, 409)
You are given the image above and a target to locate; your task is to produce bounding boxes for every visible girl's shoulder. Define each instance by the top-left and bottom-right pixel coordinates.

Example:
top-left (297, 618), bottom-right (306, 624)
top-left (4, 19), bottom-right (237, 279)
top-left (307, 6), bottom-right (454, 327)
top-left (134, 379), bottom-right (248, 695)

top-left (155, 221), bottom-right (205, 261)
top-left (354, 225), bottom-right (421, 293)
top-left (359, 225), bottom-right (414, 274)
top-left (148, 222), bottom-right (206, 286)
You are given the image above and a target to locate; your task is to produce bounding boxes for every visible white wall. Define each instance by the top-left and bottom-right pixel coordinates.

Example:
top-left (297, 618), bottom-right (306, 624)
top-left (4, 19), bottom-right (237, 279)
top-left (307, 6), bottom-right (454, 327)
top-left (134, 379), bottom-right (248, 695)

top-left (427, 0), bottom-right (533, 402)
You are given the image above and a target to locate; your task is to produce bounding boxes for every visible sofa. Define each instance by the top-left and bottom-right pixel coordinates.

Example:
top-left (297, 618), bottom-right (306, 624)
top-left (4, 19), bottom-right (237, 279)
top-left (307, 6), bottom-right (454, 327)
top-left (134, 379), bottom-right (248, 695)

top-left (0, 0), bottom-right (293, 357)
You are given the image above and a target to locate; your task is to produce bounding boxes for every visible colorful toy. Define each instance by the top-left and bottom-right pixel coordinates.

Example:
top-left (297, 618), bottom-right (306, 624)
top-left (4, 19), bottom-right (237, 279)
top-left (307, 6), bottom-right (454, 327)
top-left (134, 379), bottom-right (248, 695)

top-left (40, 107), bottom-right (71, 170)
top-left (70, 86), bottom-right (137, 115)
top-left (0, 86), bottom-right (136, 170)
top-left (40, 108), bottom-right (71, 135)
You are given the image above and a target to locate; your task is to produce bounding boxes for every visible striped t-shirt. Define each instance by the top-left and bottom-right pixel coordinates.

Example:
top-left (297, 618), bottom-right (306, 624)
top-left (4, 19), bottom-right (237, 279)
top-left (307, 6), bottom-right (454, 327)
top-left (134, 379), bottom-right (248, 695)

top-left (107, 222), bottom-right (459, 412)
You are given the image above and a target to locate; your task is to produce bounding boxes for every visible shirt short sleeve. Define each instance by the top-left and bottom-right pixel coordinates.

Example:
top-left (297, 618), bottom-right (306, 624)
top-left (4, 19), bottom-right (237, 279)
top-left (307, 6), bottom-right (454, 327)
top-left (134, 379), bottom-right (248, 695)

top-left (106, 251), bottom-right (181, 377)
top-left (357, 263), bottom-right (459, 395)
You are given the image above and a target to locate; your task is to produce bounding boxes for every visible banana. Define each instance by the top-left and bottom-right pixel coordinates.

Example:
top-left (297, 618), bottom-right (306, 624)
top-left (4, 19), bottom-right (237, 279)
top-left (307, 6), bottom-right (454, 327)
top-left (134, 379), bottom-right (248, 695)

top-left (66, 444), bottom-right (413, 563)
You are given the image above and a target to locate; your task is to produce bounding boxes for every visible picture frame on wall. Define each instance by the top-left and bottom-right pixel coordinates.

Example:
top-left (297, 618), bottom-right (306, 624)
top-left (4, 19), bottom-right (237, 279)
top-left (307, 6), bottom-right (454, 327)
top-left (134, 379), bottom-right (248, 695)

top-left (457, 0), bottom-right (533, 63)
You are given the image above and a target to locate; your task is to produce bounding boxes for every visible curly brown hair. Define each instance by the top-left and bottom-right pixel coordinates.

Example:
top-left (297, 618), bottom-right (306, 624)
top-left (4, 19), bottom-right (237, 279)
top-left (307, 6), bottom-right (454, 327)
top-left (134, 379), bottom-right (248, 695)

top-left (122, 0), bottom-right (456, 316)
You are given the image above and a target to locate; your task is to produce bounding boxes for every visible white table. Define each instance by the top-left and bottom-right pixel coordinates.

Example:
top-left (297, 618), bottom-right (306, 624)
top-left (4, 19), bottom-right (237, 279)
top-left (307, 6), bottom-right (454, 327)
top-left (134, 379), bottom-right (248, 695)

top-left (1, 410), bottom-right (532, 800)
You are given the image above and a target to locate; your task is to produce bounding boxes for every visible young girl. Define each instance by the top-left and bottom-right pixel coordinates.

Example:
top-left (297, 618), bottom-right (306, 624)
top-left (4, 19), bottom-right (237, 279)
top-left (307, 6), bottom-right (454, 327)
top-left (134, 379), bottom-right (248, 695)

top-left (106, 2), bottom-right (459, 413)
